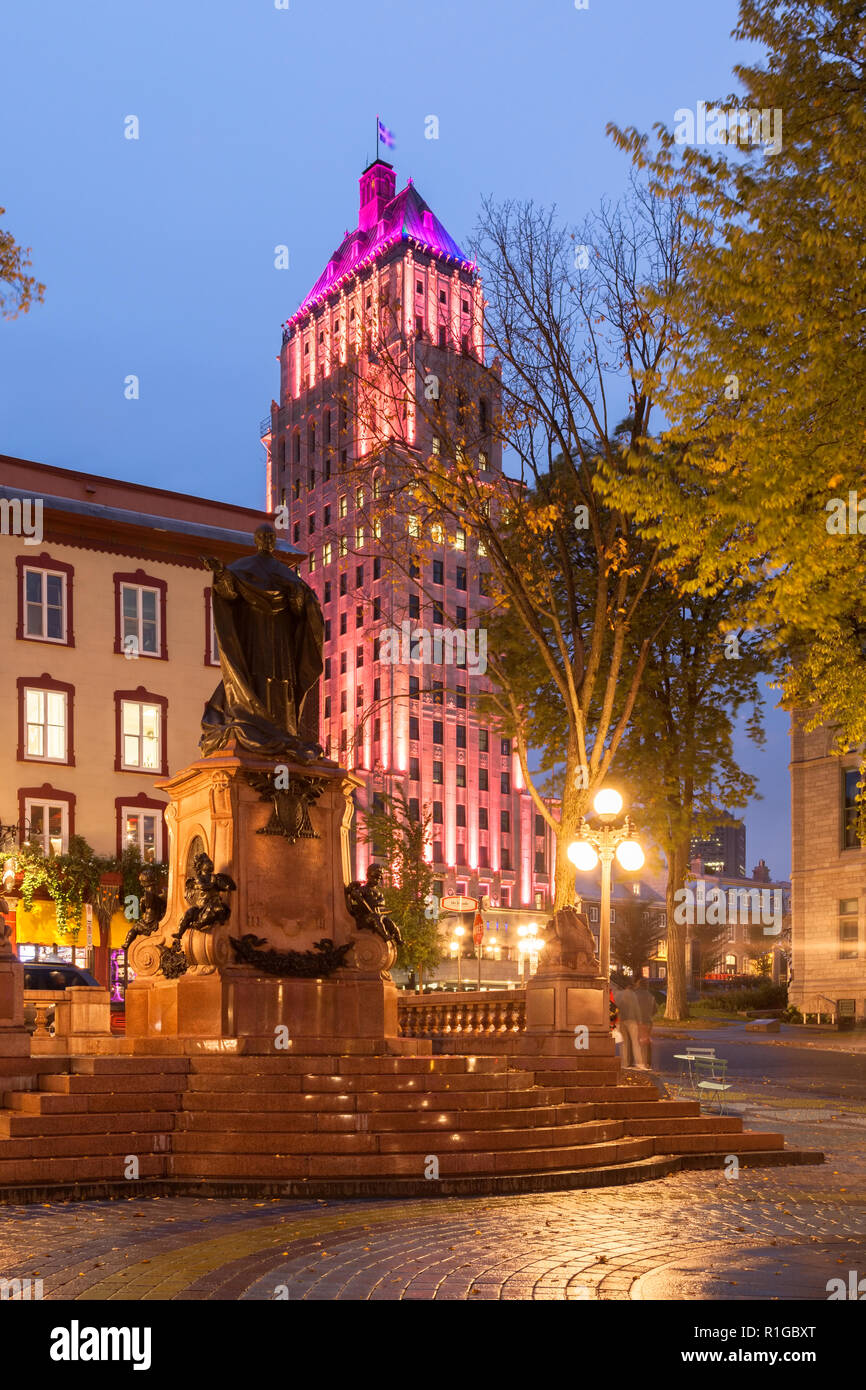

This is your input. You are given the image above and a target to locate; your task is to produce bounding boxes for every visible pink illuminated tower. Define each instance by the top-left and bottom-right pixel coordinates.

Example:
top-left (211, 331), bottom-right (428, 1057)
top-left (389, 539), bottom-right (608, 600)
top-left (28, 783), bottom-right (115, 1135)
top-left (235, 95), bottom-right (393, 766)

top-left (262, 160), bottom-right (553, 918)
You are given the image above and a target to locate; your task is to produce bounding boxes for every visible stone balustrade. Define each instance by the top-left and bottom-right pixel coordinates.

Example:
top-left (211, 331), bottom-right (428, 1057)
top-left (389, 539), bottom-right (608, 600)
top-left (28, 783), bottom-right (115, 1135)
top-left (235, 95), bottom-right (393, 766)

top-left (398, 989), bottom-right (525, 1039)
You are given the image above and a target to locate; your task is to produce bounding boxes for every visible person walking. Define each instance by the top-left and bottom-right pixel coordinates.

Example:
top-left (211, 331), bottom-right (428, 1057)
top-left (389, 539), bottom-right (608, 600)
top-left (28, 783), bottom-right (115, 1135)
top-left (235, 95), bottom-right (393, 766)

top-left (633, 975), bottom-right (655, 1070)
top-left (617, 980), bottom-right (645, 1069)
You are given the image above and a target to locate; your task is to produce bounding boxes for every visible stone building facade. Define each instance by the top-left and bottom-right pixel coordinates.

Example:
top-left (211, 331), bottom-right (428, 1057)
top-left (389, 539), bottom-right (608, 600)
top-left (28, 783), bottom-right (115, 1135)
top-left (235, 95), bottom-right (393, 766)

top-left (790, 718), bottom-right (865, 1022)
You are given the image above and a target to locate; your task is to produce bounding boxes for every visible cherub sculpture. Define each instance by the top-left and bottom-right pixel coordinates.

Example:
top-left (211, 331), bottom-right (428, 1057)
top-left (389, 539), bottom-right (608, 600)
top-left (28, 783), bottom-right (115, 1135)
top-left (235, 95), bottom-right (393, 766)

top-left (345, 864), bottom-right (403, 948)
top-left (123, 864), bottom-right (167, 952)
top-left (173, 852), bottom-right (237, 945)
top-left (539, 902), bottom-right (600, 974)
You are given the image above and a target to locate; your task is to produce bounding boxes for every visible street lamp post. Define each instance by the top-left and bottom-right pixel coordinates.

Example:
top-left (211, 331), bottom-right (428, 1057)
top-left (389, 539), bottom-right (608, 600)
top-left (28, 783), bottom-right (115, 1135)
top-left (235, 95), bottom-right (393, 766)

top-left (450, 924), bottom-right (465, 987)
top-left (567, 789), bottom-right (645, 982)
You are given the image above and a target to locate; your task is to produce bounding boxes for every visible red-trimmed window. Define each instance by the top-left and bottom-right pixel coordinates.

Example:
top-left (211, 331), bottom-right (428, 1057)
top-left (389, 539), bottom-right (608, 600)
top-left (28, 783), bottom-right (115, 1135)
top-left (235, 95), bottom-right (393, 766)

top-left (19, 785), bottom-right (76, 854)
top-left (17, 676), bottom-right (75, 765)
top-left (113, 570), bottom-right (168, 660)
top-left (16, 554), bottom-right (74, 646)
top-left (115, 793), bottom-right (166, 861)
top-left (114, 688), bottom-right (168, 774)
top-left (204, 587), bottom-right (220, 667)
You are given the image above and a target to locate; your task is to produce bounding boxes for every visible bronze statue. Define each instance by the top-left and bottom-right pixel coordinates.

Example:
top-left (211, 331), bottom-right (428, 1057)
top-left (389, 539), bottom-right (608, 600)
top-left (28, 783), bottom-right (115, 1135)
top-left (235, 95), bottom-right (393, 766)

top-left (173, 853), bottom-right (237, 945)
top-left (345, 865), bottom-right (403, 948)
top-left (539, 903), bottom-right (600, 974)
top-left (200, 523), bottom-right (323, 760)
top-left (123, 865), bottom-right (167, 952)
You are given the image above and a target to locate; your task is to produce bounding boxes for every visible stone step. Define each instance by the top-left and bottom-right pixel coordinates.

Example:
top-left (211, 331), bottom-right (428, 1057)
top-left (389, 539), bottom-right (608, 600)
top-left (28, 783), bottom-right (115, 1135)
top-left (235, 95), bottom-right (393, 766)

top-left (590, 1100), bottom-right (701, 1119)
top-left (39, 1074), bottom-right (186, 1095)
top-left (8, 1092), bottom-right (180, 1115)
top-left (170, 1118), bottom-right (625, 1158)
top-left (0, 1130), bottom-right (175, 1160)
top-left (360, 1103), bottom-right (596, 1132)
top-left (563, 1085), bottom-right (658, 1103)
top-left (180, 1085), bottom-right (569, 1114)
top-left (0, 1154), bottom-right (168, 1184)
top-left (188, 1054), bottom-right (503, 1076)
top-left (0, 1109), bottom-right (180, 1138)
top-left (168, 1135), bottom-right (655, 1181)
top-left (653, 1131), bottom-right (783, 1154)
top-left (624, 1116), bottom-right (743, 1136)
top-left (71, 1057), bottom-right (190, 1075)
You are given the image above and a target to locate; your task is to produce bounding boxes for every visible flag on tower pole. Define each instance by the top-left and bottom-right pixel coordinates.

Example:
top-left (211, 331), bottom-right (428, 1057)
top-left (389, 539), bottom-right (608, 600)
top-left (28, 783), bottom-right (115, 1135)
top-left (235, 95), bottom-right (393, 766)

top-left (377, 116), bottom-right (395, 153)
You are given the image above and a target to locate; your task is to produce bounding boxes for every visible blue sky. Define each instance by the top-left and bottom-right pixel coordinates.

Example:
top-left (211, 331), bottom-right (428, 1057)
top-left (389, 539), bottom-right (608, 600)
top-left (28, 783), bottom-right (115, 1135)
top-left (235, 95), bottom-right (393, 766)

top-left (0, 0), bottom-right (789, 875)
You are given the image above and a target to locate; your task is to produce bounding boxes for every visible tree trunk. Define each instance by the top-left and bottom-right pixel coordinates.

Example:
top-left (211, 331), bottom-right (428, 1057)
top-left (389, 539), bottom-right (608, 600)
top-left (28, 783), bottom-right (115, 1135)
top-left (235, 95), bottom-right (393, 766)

top-left (664, 837), bottom-right (690, 1021)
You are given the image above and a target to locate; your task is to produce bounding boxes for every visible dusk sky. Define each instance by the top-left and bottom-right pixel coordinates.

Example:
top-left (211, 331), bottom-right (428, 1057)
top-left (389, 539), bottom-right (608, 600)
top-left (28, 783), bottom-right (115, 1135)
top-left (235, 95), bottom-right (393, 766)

top-left (1, 0), bottom-right (789, 876)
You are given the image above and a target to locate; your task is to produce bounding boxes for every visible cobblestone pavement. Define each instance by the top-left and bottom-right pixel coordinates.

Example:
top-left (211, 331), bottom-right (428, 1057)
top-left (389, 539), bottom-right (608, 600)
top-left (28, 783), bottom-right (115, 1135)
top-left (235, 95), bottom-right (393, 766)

top-left (0, 1085), bottom-right (864, 1301)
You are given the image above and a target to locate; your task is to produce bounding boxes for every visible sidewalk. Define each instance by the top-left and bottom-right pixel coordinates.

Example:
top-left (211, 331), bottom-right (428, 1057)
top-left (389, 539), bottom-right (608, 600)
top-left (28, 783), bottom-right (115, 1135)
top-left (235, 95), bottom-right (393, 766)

top-left (655, 1020), bottom-right (866, 1054)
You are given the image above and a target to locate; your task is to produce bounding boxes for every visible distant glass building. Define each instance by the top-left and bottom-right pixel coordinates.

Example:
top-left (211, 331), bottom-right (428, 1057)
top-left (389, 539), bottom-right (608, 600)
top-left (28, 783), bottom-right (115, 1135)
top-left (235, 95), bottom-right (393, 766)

top-left (690, 815), bottom-right (746, 878)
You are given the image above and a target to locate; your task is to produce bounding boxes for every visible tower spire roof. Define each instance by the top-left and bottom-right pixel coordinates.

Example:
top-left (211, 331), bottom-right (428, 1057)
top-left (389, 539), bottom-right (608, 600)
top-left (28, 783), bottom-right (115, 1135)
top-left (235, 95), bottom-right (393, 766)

top-left (286, 166), bottom-right (472, 328)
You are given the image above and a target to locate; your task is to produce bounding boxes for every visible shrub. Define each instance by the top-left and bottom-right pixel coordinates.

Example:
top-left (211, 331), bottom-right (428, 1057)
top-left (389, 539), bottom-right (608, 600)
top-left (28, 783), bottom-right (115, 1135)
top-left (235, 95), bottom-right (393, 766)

top-left (700, 982), bottom-right (787, 1012)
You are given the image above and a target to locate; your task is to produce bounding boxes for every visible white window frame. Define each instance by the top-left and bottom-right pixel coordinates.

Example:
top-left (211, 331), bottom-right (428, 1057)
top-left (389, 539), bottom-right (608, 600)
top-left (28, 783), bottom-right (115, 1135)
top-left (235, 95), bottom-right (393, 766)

top-left (23, 567), bottom-right (67, 643)
top-left (121, 806), bottom-right (163, 862)
top-left (25, 798), bottom-right (69, 855)
top-left (121, 583), bottom-right (160, 658)
top-left (23, 686), bottom-right (68, 762)
top-left (120, 699), bottom-right (162, 772)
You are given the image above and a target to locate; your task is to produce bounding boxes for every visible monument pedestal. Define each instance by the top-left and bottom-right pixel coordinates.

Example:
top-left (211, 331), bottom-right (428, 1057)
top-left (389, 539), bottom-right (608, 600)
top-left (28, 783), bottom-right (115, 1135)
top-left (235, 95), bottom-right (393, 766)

top-left (0, 955), bottom-right (29, 1058)
top-left (126, 745), bottom-right (402, 1048)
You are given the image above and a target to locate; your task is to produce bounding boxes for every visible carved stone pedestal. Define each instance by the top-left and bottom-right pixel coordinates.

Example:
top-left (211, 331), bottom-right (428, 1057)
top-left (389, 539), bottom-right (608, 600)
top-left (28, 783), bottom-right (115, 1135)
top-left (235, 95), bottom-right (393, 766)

top-left (126, 745), bottom-right (401, 1047)
top-left (521, 967), bottom-right (614, 1057)
top-left (0, 949), bottom-right (30, 1059)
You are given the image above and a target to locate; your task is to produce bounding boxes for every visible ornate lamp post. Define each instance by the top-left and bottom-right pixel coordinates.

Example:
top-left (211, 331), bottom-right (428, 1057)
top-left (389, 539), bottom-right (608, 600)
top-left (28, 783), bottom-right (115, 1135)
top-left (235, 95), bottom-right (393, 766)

top-left (567, 789), bottom-right (645, 981)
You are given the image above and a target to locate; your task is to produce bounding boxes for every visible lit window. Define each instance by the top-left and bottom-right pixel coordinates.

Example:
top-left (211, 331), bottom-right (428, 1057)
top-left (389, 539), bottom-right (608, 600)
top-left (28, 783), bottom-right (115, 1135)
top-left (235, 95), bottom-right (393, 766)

top-left (408, 516), bottom-right (420, 538)
top-left (356, 488), bottom-right (365, 509)
top-left (454, 529), bottom-right (466, 552)
top-left (373, 518), bottom-right (381, 540)
top-left (123, 808), bottom-right (162, 862)
top-left (323, 541), bottom-right (333, 565)
top-left (339, 495), bottom-right (348, 519)
top-left (478, 538), bottom-right (487, 556)
top-left (25, 799), bottom-right (68, 855)
top-left (24, 687), bottom-right (67, 761)
top-left (432, 437), bottom-right (441, 456)
top-left (431, 522), bottom-right (444, 545)
top-left (373, 477), bottom-right (382, 500)
top-left (121, 700), bottom-right (161, 771)
top-left (339, 536), bottom-right (348, 557)
top-left (840, 899), bottom-right (859, 959)
top-left (23, 568), bottom-right (66, 642)
top-left (355, 525), bottom-right (365, 549)
top-left (121, 584), bottom-right (159, 657)
top-left (309, 550), bottom-right (316, 573)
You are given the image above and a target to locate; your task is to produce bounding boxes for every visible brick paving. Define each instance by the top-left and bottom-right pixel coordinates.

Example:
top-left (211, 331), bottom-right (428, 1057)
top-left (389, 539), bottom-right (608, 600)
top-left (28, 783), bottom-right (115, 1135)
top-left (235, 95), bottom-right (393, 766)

top-left (0, 1085), bottom-right (864, 1301)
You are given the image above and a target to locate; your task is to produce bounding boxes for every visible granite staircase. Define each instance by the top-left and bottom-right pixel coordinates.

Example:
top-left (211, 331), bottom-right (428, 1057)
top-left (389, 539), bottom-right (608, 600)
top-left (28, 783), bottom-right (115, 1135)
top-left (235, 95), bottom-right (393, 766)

top-left (0, 1048), bottom-right (820, 1199)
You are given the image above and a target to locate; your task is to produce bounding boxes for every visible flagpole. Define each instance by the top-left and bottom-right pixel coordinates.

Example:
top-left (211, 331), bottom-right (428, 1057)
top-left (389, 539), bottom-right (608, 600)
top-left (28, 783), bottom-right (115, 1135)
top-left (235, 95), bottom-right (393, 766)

top-left (375, 113), bottom-right (379, 161)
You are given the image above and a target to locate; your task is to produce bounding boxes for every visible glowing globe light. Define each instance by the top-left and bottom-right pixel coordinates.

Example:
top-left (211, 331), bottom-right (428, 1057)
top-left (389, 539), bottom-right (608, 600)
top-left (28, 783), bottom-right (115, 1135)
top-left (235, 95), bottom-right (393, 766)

top-left (616, 839), bottom-right (645, 872)
top-left (593, 788), bottom-right (624, 818)
top-left (567, 839), bottom-right (600, 872)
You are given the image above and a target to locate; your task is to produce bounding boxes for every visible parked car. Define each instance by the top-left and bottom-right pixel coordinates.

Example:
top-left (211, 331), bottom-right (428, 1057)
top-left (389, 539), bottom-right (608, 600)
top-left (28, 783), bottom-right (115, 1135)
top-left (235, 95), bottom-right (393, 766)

top-left (22, 963), bottom-right (102, 1035)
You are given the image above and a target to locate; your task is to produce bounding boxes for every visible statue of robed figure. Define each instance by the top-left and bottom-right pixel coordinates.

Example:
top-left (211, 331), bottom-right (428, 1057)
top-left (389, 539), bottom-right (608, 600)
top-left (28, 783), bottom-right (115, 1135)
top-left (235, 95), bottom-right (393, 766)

top-left (200, 524), bottom-right (324, 760)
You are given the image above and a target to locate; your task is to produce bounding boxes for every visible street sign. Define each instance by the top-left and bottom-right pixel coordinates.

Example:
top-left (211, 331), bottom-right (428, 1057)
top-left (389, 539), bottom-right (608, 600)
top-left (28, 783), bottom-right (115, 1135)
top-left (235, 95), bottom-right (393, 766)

top-left (441, 895), bottom-right (476, 914)
top-left (472, 911), bottom-right (484, 947)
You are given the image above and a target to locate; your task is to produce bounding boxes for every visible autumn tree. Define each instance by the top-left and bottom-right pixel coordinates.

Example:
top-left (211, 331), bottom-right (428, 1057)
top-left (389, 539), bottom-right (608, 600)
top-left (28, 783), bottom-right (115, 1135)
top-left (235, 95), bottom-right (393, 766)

top-left (358, 787), bottom-right (442, 985)
top-left (613, 591), bottom-right (768, 1018)
top-left (1, 208), bottom-right (44, 318)
top-left (605, 0), bottom-right (866, 759)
